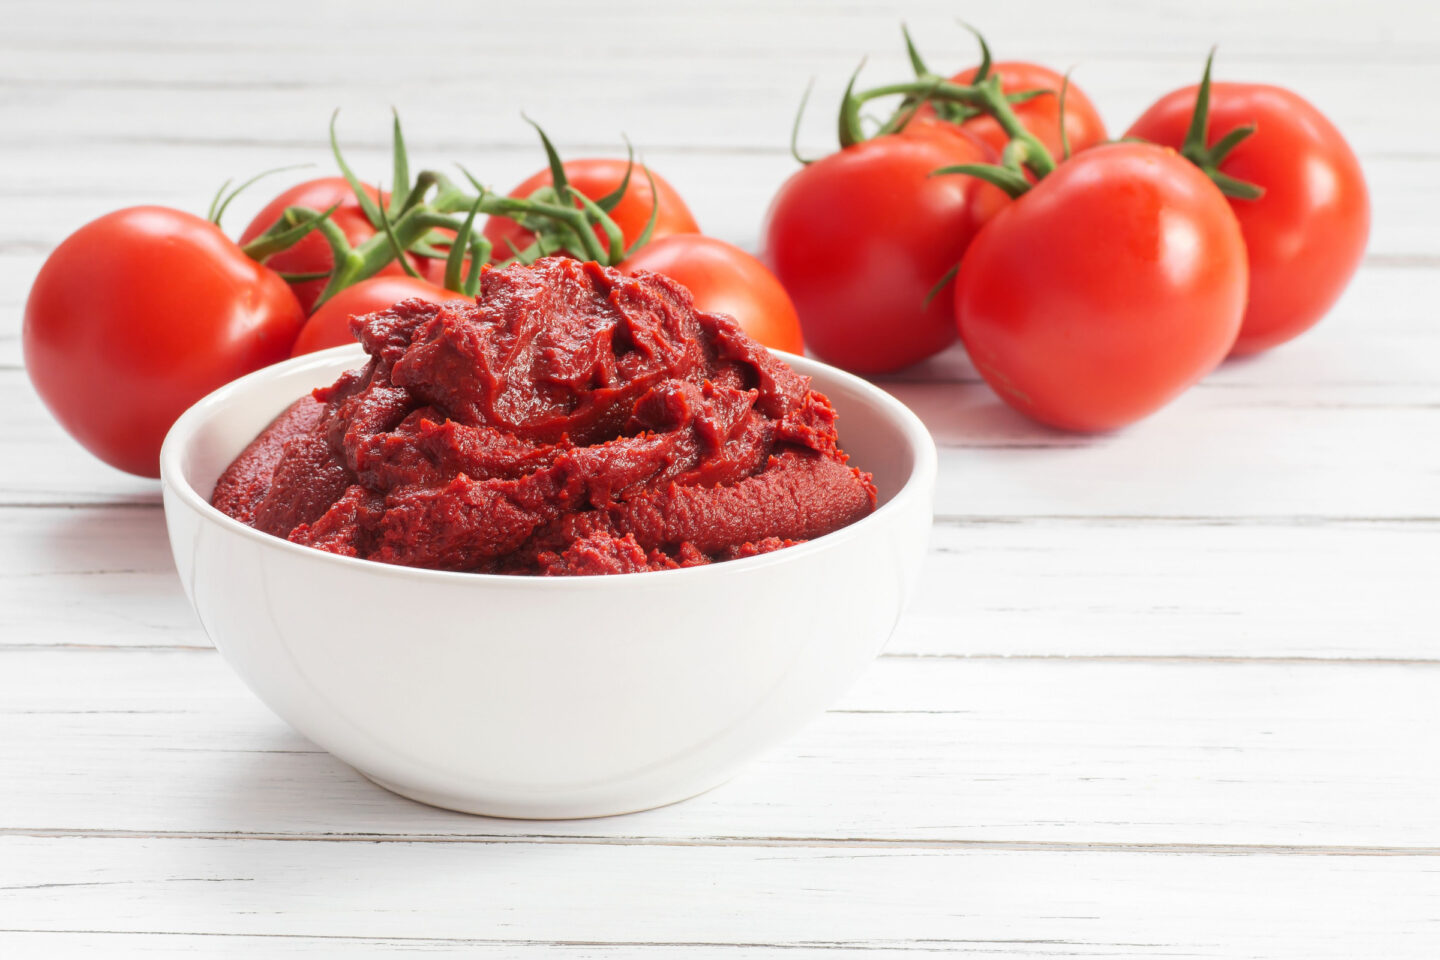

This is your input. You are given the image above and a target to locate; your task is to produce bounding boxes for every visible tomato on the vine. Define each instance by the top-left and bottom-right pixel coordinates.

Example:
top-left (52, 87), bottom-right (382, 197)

top-left (1126, 80), bottom-right (1369, 355)
top-left (240, 177), bottom-right (419, 313)
top-left (291, 275), bottom-right (471, 357)
top-left (762, 120), bottom-right (1007, 374)
top-left (24, 207), bottom-right (305, 476)
top-left (916, 61), bottom-right (1107, 159)
top-left (620, 234), bottom-right (804, 354)
top-left (484, 159), bottom-right (699, 261)
top-left (955, 143), bottom-right (1247, 431)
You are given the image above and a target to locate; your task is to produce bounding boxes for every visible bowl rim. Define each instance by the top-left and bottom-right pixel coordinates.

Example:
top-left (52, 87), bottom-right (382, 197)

top-left (159, 344), bottom-right (937, 587)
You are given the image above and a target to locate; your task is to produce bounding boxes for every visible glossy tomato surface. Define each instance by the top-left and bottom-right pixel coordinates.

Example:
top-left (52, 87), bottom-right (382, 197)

top-left (956, 143), bottom-right (1247, 431)
top-left (483, 159), bottom-right (699, 261)
top-left (762, 122), bottom-right (1007, 374)
top-left (1127, 83), bottom-right (1369, 355)
top-left (240, 177), bottom-right (414, 313)
top-left (620, 234), bottom-right (804, 354)
top-left (915, 61), bottom-right (1107, 159)
top-left (291, 275), bottom-right (471, 356)
top-left (25, 206), bottom-right (305, 476)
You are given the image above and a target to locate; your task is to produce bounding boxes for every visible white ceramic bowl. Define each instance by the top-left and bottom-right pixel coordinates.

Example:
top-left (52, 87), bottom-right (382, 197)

top-left (160, 345), bottom-right (936, 819)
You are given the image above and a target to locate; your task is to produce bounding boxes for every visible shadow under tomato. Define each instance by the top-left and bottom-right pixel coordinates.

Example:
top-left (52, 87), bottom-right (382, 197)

top-left (853, 343), bottom-right (1091, 450)
top-left (875, 380), bottom-right (1094, 451)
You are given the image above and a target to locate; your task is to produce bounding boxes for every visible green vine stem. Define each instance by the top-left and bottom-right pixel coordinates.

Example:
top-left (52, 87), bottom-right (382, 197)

top-left (207, 163), bottom-right (313, 228)
top-left (239, 112), bottom-right (650, 310)
top-left (239, 203), bottom-right (345, 261)
top-left (843, 71), bottom-right (1058, 180)
top-left (573, 190), bottom-right (625, 264)
top-left (445, 193), bottom-right (487, 296)
top-left (1174, 49), bottom-right (1265, 200)
top-left (622, 167), bottom-right (662, 259)
top-left (388, 109), bottom-right (410, 216)
top-left (241, 171), bottom-right (632, 305)
top-left (870, 24), bottom-right (1051, 140)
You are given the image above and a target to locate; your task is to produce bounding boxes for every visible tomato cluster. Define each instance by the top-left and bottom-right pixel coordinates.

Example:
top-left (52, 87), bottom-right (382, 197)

top-left (24, 119), bottom-right (802, 477)
top-left (24, 34), bottom-right (1369, 478)
top-left (763, 34), bottom-right (1369, 431)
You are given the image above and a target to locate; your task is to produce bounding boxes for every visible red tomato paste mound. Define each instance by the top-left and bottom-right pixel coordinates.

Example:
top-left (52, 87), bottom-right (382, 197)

top-left (213, 258), bottom-right (877, 576)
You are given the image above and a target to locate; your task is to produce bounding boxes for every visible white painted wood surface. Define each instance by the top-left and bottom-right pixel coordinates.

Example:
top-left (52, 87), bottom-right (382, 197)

top-left (2, 1), bottom-right (1437, 957)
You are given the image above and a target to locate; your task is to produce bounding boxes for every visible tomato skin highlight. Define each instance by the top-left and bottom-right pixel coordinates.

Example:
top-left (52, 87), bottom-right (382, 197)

top-left (239, 177), bottom-right (414, 314)
top-left (955, 143), bottom-right (1247, 432)
top-left (1126, 83), bottom-right (1370, 355)
top-left (620, 234), bottom-right (805, 355)
top-left (483, 159), bottom-right (699, 260)
top-left (762, 122), bottom-right (1008, 374)
top-left (24, 206), bottom-right (305, 477)
top-left (915, 62), bottom-right (1108, 159)
top-left (291, 275), bottom-right (470, 357)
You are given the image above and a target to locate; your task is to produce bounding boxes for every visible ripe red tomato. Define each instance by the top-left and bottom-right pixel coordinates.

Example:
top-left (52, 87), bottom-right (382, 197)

top-left (291, 275), bottom-right (470, 357)
top-left (483, 159), bottom-right (699, 261)
top-left (915, 62), bottom-right (1108, 159)
top-left (620, 235), bottom-right (804, 354)
top-left (955, 143), bottom-right (1247, 431)
top-left (1126, 84), bottom-right (1369, 355)
top-left (762, 121), bottom-right (1008, 374)
top-left (24, 207), bottom-right (305, 477)
top-left (239, 177), bottom-right (416, 313)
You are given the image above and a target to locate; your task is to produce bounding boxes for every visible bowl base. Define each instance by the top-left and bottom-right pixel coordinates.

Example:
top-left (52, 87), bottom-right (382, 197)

top-left (355, 769), bottom-right (730, 821)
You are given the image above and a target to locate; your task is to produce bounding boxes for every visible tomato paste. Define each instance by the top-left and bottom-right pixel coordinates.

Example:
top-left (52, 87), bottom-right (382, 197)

top-left (213, 258), bottom-right (876, 575)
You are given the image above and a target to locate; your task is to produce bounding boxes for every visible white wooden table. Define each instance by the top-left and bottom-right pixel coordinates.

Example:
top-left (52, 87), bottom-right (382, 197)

top-left (3, 1), bottom-right (1437, 956)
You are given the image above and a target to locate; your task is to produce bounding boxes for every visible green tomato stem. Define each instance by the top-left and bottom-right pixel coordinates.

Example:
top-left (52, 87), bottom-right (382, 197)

top-left (240, 203), bottom-right (348, 262)
top-left (1170, 47), bottom-right (1266, 200)
top-left (850, 74), bottom-right (1057, 178)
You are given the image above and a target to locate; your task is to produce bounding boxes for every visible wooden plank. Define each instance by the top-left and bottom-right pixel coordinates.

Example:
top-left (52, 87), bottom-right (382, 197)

top-left (0, 375), bottom-right (158, 505)
top-left (5, 506), bottom-right (1438, 661)
top-left (3, 0), bottom-right (1436, 75)
top-left (910, 379), bottom-right (1440, 518)
top-left (5, 0), bottom-right (1433, 60)
top-left (3, 649), bottom-right (1438, 848)
top-left (0, 936), bottom-right (974, 960)
top-left (0, 505), bottom-right (198, 648)
top-left (0, 56), bottom-right (1432, 158)
top-left (1, 836), bottom-right (1437, 958)
top-left (903, 519), bottom-right (1440, 659)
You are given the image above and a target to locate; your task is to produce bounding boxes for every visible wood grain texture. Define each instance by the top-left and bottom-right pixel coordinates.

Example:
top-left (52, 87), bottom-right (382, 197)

top-left (3, 649), bottom-right (1439, 849)
top-left (6, 507), bottom-right (1439, 660)
top-left (2, 0), bottom-right (1438, 956)
top-left (3, 837), bottom-right (1438, 959)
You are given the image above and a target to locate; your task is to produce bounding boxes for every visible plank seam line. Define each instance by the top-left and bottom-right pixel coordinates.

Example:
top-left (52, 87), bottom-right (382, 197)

top-left (0, 501), bottom-right (162, 510)
top-left (876, 653), bottom-right (1440, 666)
top-left (0, 930), bottom-right (1171, 951)
top-left (933, 514), bottom-right (1440, 526)
top-left (1, 644), bottom-right (1436, 667)
top-left (0, 132), bottom-right (1437, 164)
top-left (3, 829), bottom-right (1438, 856)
